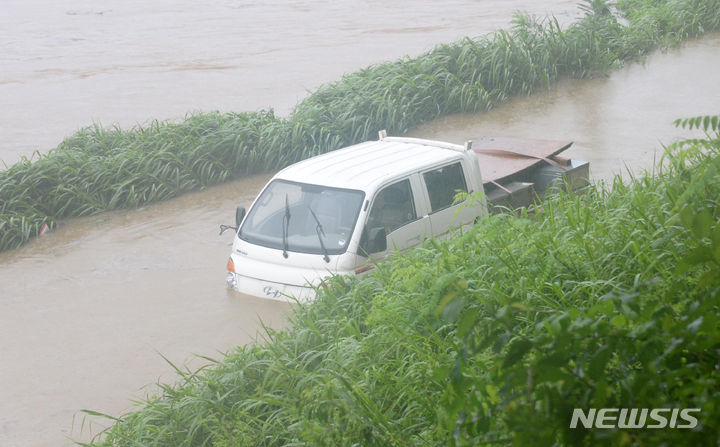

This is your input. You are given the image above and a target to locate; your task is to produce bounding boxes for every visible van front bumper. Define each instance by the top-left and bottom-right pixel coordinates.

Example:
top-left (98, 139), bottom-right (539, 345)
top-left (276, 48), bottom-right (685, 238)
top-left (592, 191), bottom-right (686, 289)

top-left (226, 272), bottom-right (316, 302)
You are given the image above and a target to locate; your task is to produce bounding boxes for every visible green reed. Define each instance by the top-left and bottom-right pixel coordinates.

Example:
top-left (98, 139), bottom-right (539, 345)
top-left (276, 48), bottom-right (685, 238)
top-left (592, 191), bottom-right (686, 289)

top-left (81, 118), bottom-right (720, 446)
top-left (2, 0), bottom-right (719, 252)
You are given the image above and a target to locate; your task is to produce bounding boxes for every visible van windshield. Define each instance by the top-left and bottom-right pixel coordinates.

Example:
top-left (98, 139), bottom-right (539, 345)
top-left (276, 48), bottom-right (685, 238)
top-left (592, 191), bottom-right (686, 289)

top-left (238, 179), bottom-right (365, 256)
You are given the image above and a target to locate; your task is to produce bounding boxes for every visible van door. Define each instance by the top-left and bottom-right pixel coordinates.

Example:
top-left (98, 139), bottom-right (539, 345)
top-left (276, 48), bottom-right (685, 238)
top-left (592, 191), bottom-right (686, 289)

top-left (361, 177), bottom-right (431, 257)
top-left (420, 160), bottom-right (476, 238)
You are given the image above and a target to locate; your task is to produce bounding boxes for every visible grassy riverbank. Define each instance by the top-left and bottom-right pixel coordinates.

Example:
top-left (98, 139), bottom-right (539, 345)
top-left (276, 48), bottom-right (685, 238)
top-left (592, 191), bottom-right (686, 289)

top-left (2, 0), bottom-right (719, 251)
top-left (83, 119), bottom-right (720, 446)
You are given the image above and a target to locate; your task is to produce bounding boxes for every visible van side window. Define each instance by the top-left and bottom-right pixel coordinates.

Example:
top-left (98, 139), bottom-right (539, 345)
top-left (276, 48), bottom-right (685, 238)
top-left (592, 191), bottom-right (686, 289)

top-left (367, 179), bottom-right (417, 234)
top-left (423, 162), bottom-right (468, 213)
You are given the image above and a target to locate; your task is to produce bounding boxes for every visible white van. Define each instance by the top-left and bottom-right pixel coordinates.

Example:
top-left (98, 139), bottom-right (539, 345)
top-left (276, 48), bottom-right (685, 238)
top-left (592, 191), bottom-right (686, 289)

top-left (221, 132), bottom-right (588, 301)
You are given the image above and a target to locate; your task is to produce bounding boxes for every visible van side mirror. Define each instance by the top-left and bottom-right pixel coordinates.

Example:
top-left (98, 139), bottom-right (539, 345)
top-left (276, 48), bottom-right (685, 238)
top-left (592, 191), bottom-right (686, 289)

top-left (360, 227), bottom-right (387, 255)
top-left (220, 205), bottom-right (247, 236)
top-left (235, 205), bottom-right (246, 227)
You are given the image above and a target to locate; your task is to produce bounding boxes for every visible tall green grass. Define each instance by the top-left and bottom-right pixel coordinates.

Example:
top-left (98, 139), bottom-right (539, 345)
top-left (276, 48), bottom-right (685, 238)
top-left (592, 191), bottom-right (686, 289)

top-left (2, 0), bottom-right (719, 251)
top-left (81, 117), bottom-right (720, 446)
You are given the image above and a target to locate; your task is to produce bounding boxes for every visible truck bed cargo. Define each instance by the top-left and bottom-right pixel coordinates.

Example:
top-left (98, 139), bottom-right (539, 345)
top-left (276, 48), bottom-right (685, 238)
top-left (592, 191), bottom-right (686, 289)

top-left (472, 136), bottom-right (590, 210)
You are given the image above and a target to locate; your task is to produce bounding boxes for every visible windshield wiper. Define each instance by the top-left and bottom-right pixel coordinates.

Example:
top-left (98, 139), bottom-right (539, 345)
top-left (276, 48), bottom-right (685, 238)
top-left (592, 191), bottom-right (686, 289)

top-left (308, 206), bottom-right (331, 263)
top-left (282, 194), bottom-right (291, 259)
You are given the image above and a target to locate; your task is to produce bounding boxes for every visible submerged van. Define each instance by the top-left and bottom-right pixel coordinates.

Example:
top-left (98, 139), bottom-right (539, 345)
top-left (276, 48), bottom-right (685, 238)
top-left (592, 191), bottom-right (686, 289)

top-left (221, 132), bottom-right (589, 301)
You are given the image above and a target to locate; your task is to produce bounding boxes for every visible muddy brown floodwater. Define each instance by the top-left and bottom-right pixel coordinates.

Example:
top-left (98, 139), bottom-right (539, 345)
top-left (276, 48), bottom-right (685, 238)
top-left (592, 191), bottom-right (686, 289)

top-left (0, 1), bottom-right (718, 447)
top-left (0, 0), bottom-right (580, 165)
top-left (0, 173), bottom-right (289, 447)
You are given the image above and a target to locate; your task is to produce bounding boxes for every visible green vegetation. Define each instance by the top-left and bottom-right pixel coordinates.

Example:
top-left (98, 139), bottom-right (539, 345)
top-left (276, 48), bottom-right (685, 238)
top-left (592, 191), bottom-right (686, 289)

top-left (2, 0), bottom-right (719, 251)
top-left (82, 118), bottom-right (720, 446)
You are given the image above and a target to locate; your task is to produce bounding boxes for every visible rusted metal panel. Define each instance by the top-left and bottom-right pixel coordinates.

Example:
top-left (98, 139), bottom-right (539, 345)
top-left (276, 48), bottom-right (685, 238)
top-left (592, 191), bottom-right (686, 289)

top-left (471, 136), bottom-right (573, 183)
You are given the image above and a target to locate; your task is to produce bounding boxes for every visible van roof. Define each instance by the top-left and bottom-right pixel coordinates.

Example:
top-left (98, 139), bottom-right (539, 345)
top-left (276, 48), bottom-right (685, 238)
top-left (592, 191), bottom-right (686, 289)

top-left (274, 136), bottom-right (466, 191)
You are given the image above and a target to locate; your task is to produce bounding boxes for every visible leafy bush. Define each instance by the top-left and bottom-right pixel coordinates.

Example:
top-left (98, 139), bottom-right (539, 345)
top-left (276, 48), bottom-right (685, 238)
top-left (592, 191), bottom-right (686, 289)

top-left (437, 116), bottom-right (720, 446)
top-left (84, 118), bottom-right (720, 446)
